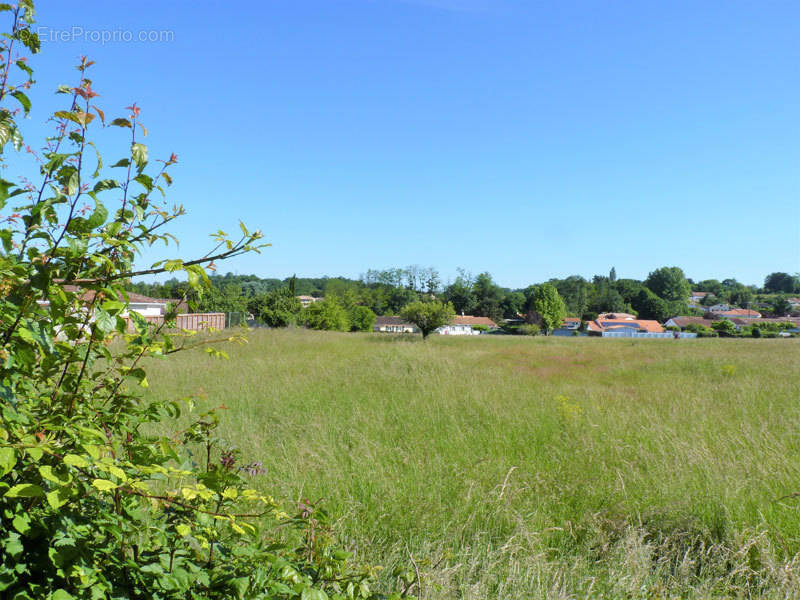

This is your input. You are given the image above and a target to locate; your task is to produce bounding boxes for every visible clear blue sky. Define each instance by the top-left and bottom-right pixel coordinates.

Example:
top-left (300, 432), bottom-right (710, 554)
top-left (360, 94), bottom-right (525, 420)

top-left (15, 1), bottom-right (800, 288)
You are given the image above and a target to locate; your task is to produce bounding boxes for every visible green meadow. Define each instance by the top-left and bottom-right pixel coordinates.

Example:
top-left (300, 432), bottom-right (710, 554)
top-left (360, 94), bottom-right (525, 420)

top-left (143, 330), bottom-right (800, 598)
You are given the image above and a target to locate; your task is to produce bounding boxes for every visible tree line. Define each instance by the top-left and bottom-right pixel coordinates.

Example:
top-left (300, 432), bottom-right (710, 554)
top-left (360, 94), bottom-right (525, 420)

top-left (127, 267), bottom-right (800, 331)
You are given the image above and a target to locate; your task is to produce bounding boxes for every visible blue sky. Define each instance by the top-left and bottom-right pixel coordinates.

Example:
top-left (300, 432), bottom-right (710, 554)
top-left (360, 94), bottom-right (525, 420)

top-left (13, 1), bottom-right (800, 288)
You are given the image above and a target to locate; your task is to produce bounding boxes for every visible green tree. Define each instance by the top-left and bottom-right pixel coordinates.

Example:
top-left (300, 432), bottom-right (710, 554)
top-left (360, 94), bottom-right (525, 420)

top-left (251, 287), bottom-right (302, 327)
top-left (764, 272), bottom-right (800, 294)
top-left (632, 288), bottom-right (669, 321)
top-left (401, 300), bottom-right (456, 339)
top-left (711, 319), bottom-right (738, 337)
top-left (472, 272), bottom-right (504, 323)
top-left (645, 266), bottom-right (691, 302)
top-left (302, 296), bottom-right (351, 331)
top-left (524, 283), bottom-right (567, 335)
top-left (349, 305), bottom-right (377, 332)
top-left (0, 7), bottom-right (385, 597)
top-left (771, 296), bottom-right (792, 317)
top-left (728, 286), bottom-right (755, 307)
top-left (196, 281), bottom-right (248, 314)
top-left (550, 275), bottom-right (590, 317)
top-left (500, 291), bottom-right (526, 319)
top-left (695, 279), bottom-right (725, 298)
top-left (587, 286), bottom-right (628, 316)
top-left (443, 269), bottom-right (476, 315)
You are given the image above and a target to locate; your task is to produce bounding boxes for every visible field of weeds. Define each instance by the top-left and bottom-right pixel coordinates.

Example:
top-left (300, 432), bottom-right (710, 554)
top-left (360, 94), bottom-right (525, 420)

top-left (144, 329), bottom-right (800, 598)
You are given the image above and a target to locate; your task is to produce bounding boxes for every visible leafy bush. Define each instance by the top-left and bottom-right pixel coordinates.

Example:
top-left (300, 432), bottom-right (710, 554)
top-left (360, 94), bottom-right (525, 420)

top-left (349, 305), bottom-right (377, 332)
top-left (711, 319), bottom-right (738, 337)
top-left (518, 324), bottom-right (541, 336)
top-left (302, 296), bottom-right (351, 331)
top-left (251, 287), bottom-right (302, 327)
top-left (400, 300), bottom-right (455, 339)
top-left (471, 324), bottom-right (489, 332)
top-left (683, 323), bottom-right (718, 337)
top-left (0, 5), bottom-right (391, 598)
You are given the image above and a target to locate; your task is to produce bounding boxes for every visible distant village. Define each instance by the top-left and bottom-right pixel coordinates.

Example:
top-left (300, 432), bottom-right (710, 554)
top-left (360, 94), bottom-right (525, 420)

top-left (124, 268), bottom-right (800, 339)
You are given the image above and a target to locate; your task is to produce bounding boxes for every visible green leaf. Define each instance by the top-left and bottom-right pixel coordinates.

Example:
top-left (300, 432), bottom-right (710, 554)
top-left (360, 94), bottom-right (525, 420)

top-left (5, 484), bottom-right (44, 498)
top-left (39, 465), bottom-right (72, 485)
top-left (131, 142), bottom-right (147, 170)
top-left (52, 590), bottom-right (76, 600)
top-left (110, 118), bottom-right (132, 128)
top-left (134, 173), bottom-right (153, 192)
top-left (66, 170), bottom-right (79, 196)
top-left (85, 202), bottom-right (108, 229)
top-left (301, 588), bottom-right (329, 600)
top-left (88, 140), bottom-right (103, 177)
top-left (54, 110), bottom-right (84, 126)
top-left (63, 454), bottom-right (89, 468)
top-left (0, 177), bottom-right (12, 209)
top-left (0, 447), bottom-right (16, 476)
top-left (11, 90), bottom-right (31, 114)
top-left (91, 479), bottom-right (117, 491)
top-left (93, 179), bottom-right (118, 193)
top-left (12, 512), bottom-right (31, 535)
top-left (93, 308), bottom-right (116, 335)
top-left (16, 59), bottom-right (33, 77)
top-left (46, 487), bottom-right (72, 510)
top-left (176, 524), bottom-right (191, 537)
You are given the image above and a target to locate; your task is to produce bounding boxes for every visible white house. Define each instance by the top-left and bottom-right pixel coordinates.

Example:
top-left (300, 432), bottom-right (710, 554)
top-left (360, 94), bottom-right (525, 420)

top-left (436, 315), bottom-right (498, 335)
top-left (374, 316), bottom-right (419, 334)
top-left (296, 295), bottom-right (321, 308)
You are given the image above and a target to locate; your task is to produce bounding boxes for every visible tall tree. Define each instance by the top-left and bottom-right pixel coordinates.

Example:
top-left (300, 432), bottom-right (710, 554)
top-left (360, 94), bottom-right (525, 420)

top-left (472, 272), bottom-right (504, 322)
top-left (764, 272), bottom-right (800, 294)
top-left (443, 270), bottom-right (476, 315)
top-left (524, 284), bottom-right (567, 335)
top-left (551, 275), bottom-right (590, 317)
top-left (401, 300), bottom-right (456, 339)
top-left (645, 266), bottom-right (691, 302)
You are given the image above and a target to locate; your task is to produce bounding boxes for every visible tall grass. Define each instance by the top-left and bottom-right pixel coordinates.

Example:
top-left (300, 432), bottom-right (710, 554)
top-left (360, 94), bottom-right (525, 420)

top-left (143, 329), bottom-right (800, 598)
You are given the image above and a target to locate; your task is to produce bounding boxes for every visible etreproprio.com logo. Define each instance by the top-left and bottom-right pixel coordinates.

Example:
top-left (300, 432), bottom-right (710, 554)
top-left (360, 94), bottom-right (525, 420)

top-left (37, 26), bottom-right (174, 45)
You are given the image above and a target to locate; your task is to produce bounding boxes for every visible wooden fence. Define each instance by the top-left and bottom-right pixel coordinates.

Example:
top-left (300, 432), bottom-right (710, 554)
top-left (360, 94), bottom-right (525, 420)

top-left (123, 312), bottom-right (226, 332)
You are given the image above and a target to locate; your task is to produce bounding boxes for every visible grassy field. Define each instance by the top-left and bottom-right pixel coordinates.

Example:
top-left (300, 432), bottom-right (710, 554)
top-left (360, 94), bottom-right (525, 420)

top-left (143, 329), bottom-right (800, 598)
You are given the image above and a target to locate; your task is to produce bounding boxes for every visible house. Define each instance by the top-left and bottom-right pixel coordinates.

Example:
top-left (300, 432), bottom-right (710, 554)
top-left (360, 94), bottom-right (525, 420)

top-left (373, 316), bottom-right (419, 334)
top-left (788, 297), bottom-right (800, 308)
top-left (689, 291), bottom-right (712, 307)
top-left (562, 317), bottom-right (581, 330)
top-left (708, 307), bottom-right (761, 319)
top-left (596, 312), bottom-right (638, 321)
top-left (707, 303), bottom-right (732, 313)
top-left (296, 295), bottom-right (321, 308)
top-left (43, 286), bottom-right (178, 317)
top-left (38, 285), bottom-right (223, 331)
top-left (437, 315), bottom-right (498, 336)
top-left (665, 316), bottom-right (719, 330)
top-left (586, 319), bottom-right (665, 335)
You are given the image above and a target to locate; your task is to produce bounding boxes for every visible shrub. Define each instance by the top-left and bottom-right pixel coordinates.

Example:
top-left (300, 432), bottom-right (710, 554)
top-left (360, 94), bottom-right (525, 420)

top-left (684, 323), bottom-right (718, 337)
top-left (251, 287), bottom-right (302, 327)
top-left (711, 319), bottom-right (738, 337)
top-left (302, 296), bottom-right (351, 331)
top-left (471, 324), bottom-right (489, 332)
top-left (0, 5), bottom-right (389, 598)
top-left (518, 324), bottom-right (541, 336)
top-left (349, 305), bottom-right (377, 332)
